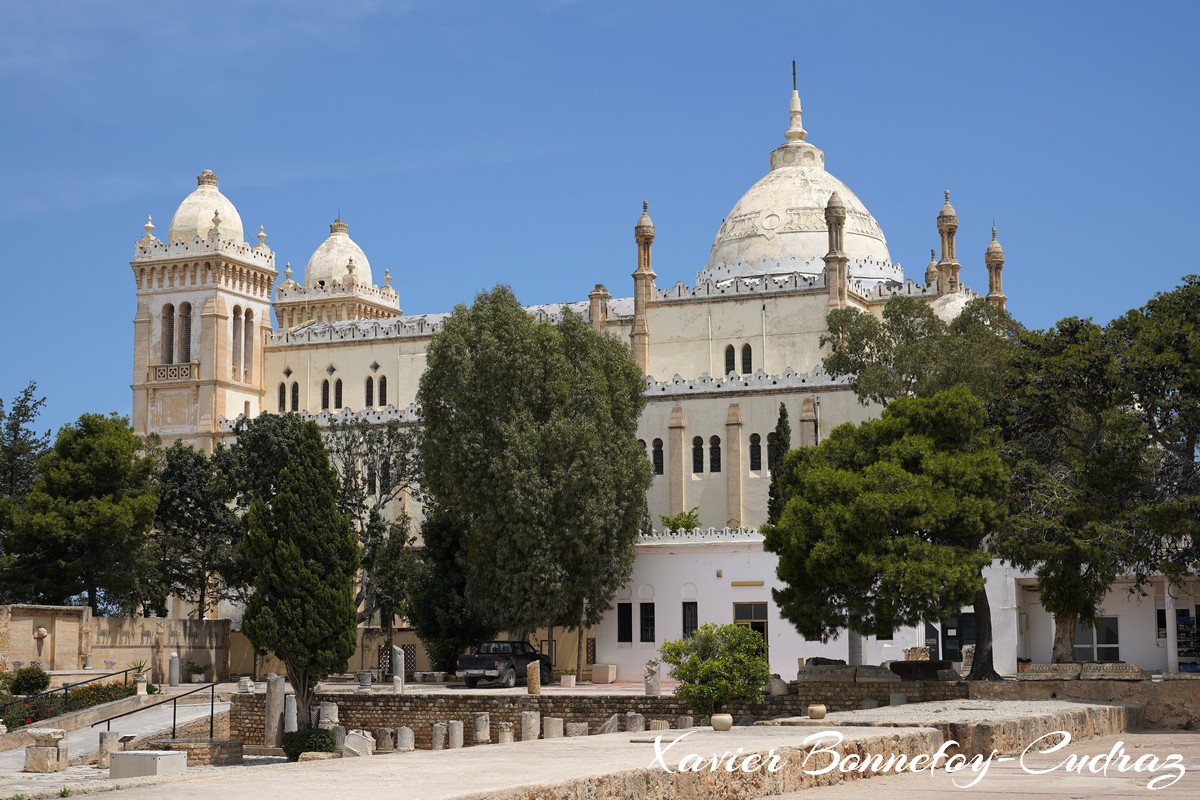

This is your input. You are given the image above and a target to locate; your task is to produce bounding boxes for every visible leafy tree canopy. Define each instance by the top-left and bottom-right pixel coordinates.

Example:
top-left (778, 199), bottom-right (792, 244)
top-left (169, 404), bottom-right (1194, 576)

top-left (241, 419), bottom-right (358, 725)
top-left (660, 623), bottom-right (771, 715)
top-left (763, 388), bottom-right (1008, 677)
top-left (2, 413), bottom-right (159, 613)
top-left (0, 381), bottom-right (50, 501)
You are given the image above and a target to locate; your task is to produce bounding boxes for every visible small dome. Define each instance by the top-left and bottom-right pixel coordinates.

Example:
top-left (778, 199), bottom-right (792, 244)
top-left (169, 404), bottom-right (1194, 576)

top-left (168, 170), bottom-right (245, 244)
top-left (635, 201), bottom-right (655, 239)
top-left (304, 219), bottom-right (373, 289)
top-left (938, 190), bottom-right (958, 224)
top-left (985, 226), bottom-right (1005, 265)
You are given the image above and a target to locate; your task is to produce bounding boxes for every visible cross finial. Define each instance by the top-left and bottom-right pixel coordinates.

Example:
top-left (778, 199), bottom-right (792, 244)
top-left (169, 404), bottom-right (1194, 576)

top-left (792, 59), bottom-right (796, 92)
top-left (643, 200), bottom-right (648, 213)
top-left (944, 189), bottom-right (950, 202)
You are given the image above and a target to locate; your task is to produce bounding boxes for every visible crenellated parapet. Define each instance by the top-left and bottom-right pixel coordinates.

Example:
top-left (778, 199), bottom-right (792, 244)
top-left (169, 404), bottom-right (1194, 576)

top-left (853, 277), bottom-right (941, 302)
top-left (638, 526), bottom-right (764, 544)
top-left (644, 366), bottom-right (850, 398)
top-left (267, 314), bottom-right (451, 346)
top-left (133, 234), bottom-right (275, 268)
top-left (218, 403), bottom-right (422, 432)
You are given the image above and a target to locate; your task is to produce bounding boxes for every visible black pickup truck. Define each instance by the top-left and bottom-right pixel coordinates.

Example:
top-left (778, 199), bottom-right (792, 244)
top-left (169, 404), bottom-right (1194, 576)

top-left (455, 640), bottom-right (552, 688)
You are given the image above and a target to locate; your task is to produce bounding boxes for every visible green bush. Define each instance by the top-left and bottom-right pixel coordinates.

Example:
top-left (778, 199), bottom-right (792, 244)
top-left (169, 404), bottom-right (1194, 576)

top-left (282, 728), bottom-right (336, 762)
top-left (2, 695), bottom-right (64, 730)
top-left (63, 682), bottom-right (136, 712)
top-left (659, 622), bottom-right (771, 715)
top-left (11, 665), bottom-right (50, 696)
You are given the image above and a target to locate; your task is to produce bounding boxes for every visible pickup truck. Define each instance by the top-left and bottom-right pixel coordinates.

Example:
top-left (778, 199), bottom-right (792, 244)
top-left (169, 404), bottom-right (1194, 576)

top-left (456, 640), bottom-right (552, 688)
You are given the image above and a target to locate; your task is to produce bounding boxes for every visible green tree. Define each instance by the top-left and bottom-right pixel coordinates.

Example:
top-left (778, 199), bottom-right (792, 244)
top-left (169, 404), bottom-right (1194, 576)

top-left (1, 414), bottom-right (159, 613)
top-left (241, 419), bottom-right (358, 725)
top-left (1111, 276), bottom-right (1200, 577)
top-left (766, 402), bottom-right (792, 525)
top-left (417, 286), bottom-right (651, 653)
top-left (823, 297), bottom-right (1018, 405)
top-left (0, 381), bottom-right (50, 501)
top-left (991, 319), bottom-right (1156, 661)
top-left (660, 623), bottom-right (771, 715)
top-left (404, 507), bottom-right (496, 672)
top-left (659, 507), bottom-right (700, 531)
top-left (152, 442), bottom-right (241, 618)
top-left (324, 417), bottom-right (420, 624)
top-left (763, 388), bottom-right (1009, 679)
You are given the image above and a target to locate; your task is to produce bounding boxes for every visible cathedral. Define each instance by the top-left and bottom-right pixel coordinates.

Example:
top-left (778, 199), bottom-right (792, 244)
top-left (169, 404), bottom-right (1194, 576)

top-left (130, 85), bottom-right (1024, 678)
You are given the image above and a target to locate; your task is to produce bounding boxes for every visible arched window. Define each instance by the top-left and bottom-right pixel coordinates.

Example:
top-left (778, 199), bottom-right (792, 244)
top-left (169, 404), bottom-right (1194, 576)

top-left (709, 435), bottom-right (722, 473)
top-left (161, 304), bottom-right (175, 364)
top-left (749, 433), bottom-right (762, 471)
top-left (741, 343), bottom-right (752, 374)
top-left (321, 380), bottom-right (330, 410)
top-left (290, 382), bottom-right (299, 412)
top-left (278, 382), bottom-right (286, 413)
top-left (367, 464), bottom-right (377, 496)
top-left (378, 376), bottom-right (388, 407)
top-left (334, 379), bottom-right (343, 409)
top-left (767, 432), bottom-right (779, 470)
top-left (724, 345), bottom-right (735, 377)
top-left (692, 436), bottom-right (704, 474)
top-left (243, 309), bottom-right (254, 382)
top-left (652, 439), bottom-right (664, 475)
top-left (365, 376), bottom-right (374, 407)
top-left (231, 306), bottom-right (243, 379)
top-left (177, 303), bottom-right (192, 363)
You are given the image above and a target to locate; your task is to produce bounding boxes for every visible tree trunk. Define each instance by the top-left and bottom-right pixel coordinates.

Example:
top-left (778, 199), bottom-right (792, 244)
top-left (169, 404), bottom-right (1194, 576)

top-left (576, 616), bottom-right (585, 679)
top-left (1051, 612), bottom-right (1077, 662)
top-left (966, 583), bottom-right (1003, 680)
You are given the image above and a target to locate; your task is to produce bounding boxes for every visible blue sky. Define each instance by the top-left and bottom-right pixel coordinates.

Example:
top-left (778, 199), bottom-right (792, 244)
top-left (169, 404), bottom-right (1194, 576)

top-left (2, 0), bottom-right (1198, 433)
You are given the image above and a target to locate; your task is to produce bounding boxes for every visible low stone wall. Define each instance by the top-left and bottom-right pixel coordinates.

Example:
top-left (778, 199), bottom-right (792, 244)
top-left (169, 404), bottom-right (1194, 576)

top-left (150, 737), bottom-right (243, 766)
top-left (230, 680), bottom-right (966, 748)
top-left (969, 677), bottom-right (1200, 729)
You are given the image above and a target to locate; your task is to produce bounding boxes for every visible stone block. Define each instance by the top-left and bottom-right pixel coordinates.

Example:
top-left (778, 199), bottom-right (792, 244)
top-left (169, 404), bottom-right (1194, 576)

top-left (497, 722), bottom-right (514, 744)
top-left (1081, 663), bottom-right (1149, 680)
top-left (565, 721), bottom-right (589, 737)
top-left (316, 701), bottom-right (339, 730)
top-left (24, 745), bottom-right (67, 773)
top-left (647, 719), bottom-right (669, 731)
top-left (431, 722), bottom-right (447, 751)
top-left (520, 711), bottom-right (540, 741)
top-left (855, 665), bottom-right (901, 683)
top-left (343, 730), bottom-right (375, 757)
top-left (333, 725), bottom-right (346, 751)
top-left (526, 661), bottom-right (541, 695)
top-left (98, 731), bottom-right (121, 769)
top-left (471, 712), bottom-right (490, 744)
top-left (591, 664), bottom-right (617, 684)
top-left (625, 712), bottom-right (645, 732)
top-left (109, 750), bottom-right (187, 779)
top-left (936, 668), bottom-right (962, 681)
top-left (1019, 663), bottom-right (1082, 681)
top-left (889, 692), bottom-right (908, 706)
top-left (374, 727), bottom-right (395, 752)
top-left (448, 720), bottom-right (464, 749)
top-left (796, 664), bottom-right (856, 682)
top-left (396, 726), bottom-right (415, 752)
top-left (28, 728), bottom-right (66, 746)
top-left (904, 646), bottom-right (931, 661)
top-left (597, 714), bottom-right (620, 734)
top-left (769, 677), bottom-right (790, 696)
top-left (860, 699), bottom-right (880, 710)
top-left (298, 751), bottom-right (342, 761)
top-left (676, 715), bottom-right (694, 729)
top-left (237, 676), bottom-right (254, 693)
top-left (543, 717), bottom-right (564, 738)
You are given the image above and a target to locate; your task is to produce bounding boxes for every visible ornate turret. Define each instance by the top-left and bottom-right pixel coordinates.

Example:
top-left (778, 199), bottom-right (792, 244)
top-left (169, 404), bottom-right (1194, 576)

top-left (924, 248), bottom-right (938, 287)
top-left (936, 190), bottom-right (961, 293)
top-left (985, 225), bottom-right (1007, 311)
top-left (631, 201), bottom-right (656, 373)
top-left (823, 192), bottom-right (848, 309)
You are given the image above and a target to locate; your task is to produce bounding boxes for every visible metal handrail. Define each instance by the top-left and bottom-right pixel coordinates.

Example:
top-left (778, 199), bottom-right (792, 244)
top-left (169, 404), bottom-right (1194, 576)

top-left (1, 668), bottom-right (137, 713)
top-left (90, 681), bottom-right (220, 739)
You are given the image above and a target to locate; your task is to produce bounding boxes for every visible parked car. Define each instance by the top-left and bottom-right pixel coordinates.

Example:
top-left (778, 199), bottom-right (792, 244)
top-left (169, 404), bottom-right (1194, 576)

top-left (455, 640), bottom-right (552, 688)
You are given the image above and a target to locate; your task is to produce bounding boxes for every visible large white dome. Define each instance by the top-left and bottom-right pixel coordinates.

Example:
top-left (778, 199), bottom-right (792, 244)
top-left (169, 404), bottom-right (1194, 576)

top-left (168, 170), bottom-right (245, 244)
top-left (304, 219), bottom-right (373, 289)
top-left (701, 91), bottom-right (896, 284)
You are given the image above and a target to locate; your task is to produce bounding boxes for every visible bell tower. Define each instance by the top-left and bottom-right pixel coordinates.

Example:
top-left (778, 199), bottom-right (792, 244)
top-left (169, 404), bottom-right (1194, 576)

top-left (131, 170), bottom-right (276, 452)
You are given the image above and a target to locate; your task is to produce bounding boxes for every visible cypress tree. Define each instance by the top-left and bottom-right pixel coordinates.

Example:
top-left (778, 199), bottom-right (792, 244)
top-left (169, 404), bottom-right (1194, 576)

top-left (766, 403), bottom-right (791, 525)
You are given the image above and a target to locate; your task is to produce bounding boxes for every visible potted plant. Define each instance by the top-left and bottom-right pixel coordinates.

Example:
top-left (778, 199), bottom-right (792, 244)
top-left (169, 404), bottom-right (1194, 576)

top-left (127, 659), bottom-right (150, 694)
top-left (185, 659), bottom-right (210, 683)
top-left (560, 667), bottom-right (576, 688)
top-left (660, 623), bottom-right (771, 731)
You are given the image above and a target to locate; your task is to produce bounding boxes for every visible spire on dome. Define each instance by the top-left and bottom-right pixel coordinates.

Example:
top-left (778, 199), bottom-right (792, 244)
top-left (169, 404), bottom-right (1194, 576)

top-left (635, 200), bottom-right (655, 243)
top-left (785, 63), bottom-right (807, 143)
top-left (197, 169), bottom-right (218, 187)
top-left (330, 218), bottom-right (349, 235)
top-left (145, 215), bottom-right (155, 236)
top-left (383, 268), bottom-right (392, 287)
top-left (257, 225), bottom-right (267, 246)
top-left (208, 209), bottom-right (222, 241)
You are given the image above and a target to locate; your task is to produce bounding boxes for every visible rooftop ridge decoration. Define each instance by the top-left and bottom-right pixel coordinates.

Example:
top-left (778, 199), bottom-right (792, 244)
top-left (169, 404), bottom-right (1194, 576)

top-left (132, 233), bottom-right (275, 267)
top-left (275, 279), bottom-right (398, 304)
top-left (644, 365), bottom-right (850, 396)
top-left (218, 403), bottom-right (422, 432)
top-left (639, 526), bottom-right (764, 544)
top-left (853, 277), bottom-right (941, 300)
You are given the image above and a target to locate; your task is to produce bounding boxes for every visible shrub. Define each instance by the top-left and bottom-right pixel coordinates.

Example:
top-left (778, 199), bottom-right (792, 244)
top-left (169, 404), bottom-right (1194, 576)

top-left (12, 665), bottom-right (50, 696)
top-left (63, 682), bottom-right (136, 712)
top-left (659, 622), bottom-right (771, 715)
top-left (2, 695), bottom-right (64, 730)
top-left (282, 728), bottom-right (336, 762)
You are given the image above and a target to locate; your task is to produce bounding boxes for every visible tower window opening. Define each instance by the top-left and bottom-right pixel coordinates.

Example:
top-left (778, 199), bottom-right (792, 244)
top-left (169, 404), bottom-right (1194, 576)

top-left (278, 382), bottom-right (286, 413)
top-left (321, 380), bottom-right (330, 410)
top-left (692, 436), bottom-right (704, 474)
top-left (741, 343), bottom-right (752, 374)
top-left (378, 376), bottom-right (388, 407)
top-left (291, 381), bottom-right (299, 412)
top-left (178, 303), bottom-right (192, 363)
top-left (335, 379), bottom-right (343, 409)
top-left (749, 433), bottom-right (762, 471)
top-left (652, 438), bottom-right (664, 475)
top-left (161, 304), bottom-right (175, 364)
top-left (243, 309), bottom-right (254, 382)
top-left (365, 376), bottom-right (374, 407)
top-left (709, 435), bottom-right (722, 473)
top-left (231, 306), bottom-right (243, 379)
top-left (724, 345), bottom-right (735, 377)
top-left (767, 432), bottom-right (779, 470)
